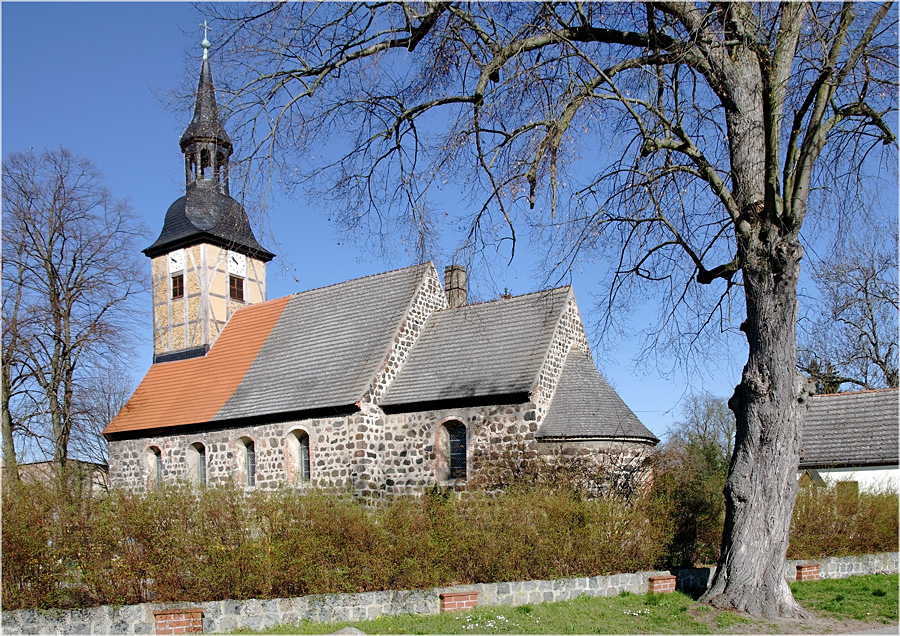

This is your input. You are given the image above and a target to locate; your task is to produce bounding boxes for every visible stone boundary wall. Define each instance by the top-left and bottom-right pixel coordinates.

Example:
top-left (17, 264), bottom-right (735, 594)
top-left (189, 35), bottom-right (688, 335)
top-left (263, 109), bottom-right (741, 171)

top-left (3, 552), bottom-right (896, 635)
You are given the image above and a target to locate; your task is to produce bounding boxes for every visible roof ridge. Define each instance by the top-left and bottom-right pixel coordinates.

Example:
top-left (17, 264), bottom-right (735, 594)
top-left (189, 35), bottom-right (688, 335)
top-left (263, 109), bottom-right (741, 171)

top-left (289, 262), bottom-right (432, 298)
top-left (811, 388), bottom-right (899, 398)
top-left (434, 284), bottom-right (571, 312)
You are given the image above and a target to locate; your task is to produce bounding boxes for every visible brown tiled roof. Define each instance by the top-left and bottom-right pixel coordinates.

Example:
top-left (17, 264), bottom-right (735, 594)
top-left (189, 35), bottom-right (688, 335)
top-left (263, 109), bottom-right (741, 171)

top-left (103, 296), bottom-right (289, 435)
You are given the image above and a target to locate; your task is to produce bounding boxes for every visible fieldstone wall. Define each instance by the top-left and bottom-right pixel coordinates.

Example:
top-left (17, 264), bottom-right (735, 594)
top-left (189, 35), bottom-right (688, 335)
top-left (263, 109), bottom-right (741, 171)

top-left (107, 416), bottom-right (353, 493)
top-left (4, 553), bottom-right (896, 634)
top-left (350, 265), bottom-right (447, 497)
top-left (666, 552), bottom-right (900, 591)
top-left (382, 402), bottom-right (536, 496)
top-left (790, 552), bottom-right (899, 581)
top-left (535, 438), bottom-right (657, 495)
top-left (530, 290), bottom-right (591, 423)
top-left (109, 399), bottom-right (541, 498)
top-left (109, 402), bottom-right (655, 497)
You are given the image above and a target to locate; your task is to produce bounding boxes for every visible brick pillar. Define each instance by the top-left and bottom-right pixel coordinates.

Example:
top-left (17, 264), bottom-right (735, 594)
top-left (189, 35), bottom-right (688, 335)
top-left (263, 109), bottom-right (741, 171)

top-left (648, 575), bottom-right (677, 593)
top-left (440, 591), bottom-right (479, 612)
top-left (154, 608), bottom-right (203, 634)
top-left (796, 563), bottom-right (820, 581)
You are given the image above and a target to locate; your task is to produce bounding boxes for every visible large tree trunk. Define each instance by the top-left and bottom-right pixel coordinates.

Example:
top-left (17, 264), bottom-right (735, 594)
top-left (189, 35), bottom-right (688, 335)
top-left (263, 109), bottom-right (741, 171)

top-left (1, 374), bottom-right (19, 486)
top-left (700, 231), bottom-right (809, 618)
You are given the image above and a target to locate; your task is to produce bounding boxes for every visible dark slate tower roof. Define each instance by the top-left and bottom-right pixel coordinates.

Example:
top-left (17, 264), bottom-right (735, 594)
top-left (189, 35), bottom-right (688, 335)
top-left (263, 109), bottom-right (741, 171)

top-left (145, 42), bottom-right (274, 262)
top-left (179, 56), bottom-right (232, 152)
top-left (145, 189), bottom-right (275, 260)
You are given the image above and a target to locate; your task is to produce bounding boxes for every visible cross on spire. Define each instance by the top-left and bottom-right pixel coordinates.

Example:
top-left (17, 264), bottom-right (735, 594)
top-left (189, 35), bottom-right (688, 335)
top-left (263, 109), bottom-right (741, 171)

top-left (200, 20), bottom-right (211, 59)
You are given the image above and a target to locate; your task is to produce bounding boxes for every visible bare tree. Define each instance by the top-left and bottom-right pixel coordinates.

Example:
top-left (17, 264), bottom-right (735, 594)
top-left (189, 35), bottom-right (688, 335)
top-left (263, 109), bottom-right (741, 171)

top-left (207, 2), bottom-right (897, 617)
top-left (1, 148), bottom-right (147, 476)
top-left (69, 364), bottom-right (136, 467)
top-left (2, 239), bottom-right (34, 483)
top-left (667, 392), bottom-right (735, 471)
top-left (799, 216), bottom-right (899, 390)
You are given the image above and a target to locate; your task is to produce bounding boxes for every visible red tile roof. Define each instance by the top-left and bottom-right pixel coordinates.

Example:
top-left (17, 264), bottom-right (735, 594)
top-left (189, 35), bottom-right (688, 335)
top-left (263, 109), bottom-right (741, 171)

top-left (103, 295), bottom-right (290, 435)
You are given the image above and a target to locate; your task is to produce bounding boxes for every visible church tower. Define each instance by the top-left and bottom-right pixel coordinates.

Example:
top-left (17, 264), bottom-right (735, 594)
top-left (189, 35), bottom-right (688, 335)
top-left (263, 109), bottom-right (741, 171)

top-left (144, 33), bottom-right (275, 364)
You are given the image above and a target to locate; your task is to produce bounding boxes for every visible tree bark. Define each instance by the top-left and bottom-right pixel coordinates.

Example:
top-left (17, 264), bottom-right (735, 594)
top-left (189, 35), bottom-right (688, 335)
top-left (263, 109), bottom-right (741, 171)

top-left (700, 230), bottom-right (809, 618)
top-left (1, 372), bottom-right (19, 485)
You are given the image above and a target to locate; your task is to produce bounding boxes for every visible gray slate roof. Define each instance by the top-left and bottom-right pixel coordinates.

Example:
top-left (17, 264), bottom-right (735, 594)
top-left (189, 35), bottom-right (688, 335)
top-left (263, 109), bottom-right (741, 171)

top-left (214, 264), bottom-right (434, 421)
top-left (800, 389), bottom-right (899, 468)
top-left (144, 184), bottom-right (275, 260)
top-left (537, 351), bottom-right (658, 442)
top-left (180, 57), bottom-right (231, 150)
top-left (380, 287), bottom-right (571, 406)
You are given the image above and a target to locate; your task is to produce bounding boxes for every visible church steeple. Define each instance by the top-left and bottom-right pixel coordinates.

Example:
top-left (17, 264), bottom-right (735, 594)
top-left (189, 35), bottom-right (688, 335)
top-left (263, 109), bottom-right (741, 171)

top-left (179, 32), bottom-right (232, 194)
top-left (144, 29), bottom-right (274, 365)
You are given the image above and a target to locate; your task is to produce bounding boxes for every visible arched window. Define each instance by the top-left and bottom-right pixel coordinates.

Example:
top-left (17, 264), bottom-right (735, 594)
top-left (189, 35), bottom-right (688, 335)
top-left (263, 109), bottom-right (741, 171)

top-left (187, 442), bottom-right (207, 485)
top-left (241, 437), bottom-right (256, 487)
top-left (286, 430), bottom-right (311, 483)
top-left (448, 423), bottom-right (467, 480)
top-left (200, 148), bottom-right (212, 180)
top-left (186, 155), bottom-right (196, 184)
top-left (437, 420), bottom-right (467, 482)
top-left (145, 446), bottom-right (163, 488)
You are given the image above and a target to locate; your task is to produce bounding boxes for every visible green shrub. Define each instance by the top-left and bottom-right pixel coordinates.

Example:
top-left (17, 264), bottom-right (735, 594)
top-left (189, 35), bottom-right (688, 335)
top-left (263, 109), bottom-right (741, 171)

top-left (788, 483), bottom-right (899, 558)
top-left (646, 444), bottom-right (726, 567)
top-left (2, 476), bottom-right (896, 611)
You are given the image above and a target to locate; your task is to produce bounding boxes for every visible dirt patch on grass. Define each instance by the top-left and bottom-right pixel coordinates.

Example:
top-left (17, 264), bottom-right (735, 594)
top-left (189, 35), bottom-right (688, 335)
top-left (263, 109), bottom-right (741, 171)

top-left (688, 604), bottom-right (897, 634)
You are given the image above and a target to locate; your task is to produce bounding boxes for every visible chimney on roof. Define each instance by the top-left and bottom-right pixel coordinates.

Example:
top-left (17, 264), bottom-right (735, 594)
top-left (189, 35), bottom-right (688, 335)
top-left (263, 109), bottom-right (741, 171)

top-left (445, 264), bottom-right (467, 308)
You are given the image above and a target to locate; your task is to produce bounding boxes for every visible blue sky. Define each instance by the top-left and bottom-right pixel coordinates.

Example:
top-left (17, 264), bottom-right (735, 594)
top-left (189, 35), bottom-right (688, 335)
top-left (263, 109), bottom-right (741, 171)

top-left (1, 2), bottom-right (777, 440)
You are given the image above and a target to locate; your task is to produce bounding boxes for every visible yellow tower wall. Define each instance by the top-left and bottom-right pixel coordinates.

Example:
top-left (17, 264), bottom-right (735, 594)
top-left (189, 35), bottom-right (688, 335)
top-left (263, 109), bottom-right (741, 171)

top-left (151, 244), bottom-right (268, 359)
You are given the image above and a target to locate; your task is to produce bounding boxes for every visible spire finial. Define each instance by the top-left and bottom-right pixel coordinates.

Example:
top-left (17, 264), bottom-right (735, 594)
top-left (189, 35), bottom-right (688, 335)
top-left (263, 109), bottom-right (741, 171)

top-left (200, 20), bottom-right (211, 60)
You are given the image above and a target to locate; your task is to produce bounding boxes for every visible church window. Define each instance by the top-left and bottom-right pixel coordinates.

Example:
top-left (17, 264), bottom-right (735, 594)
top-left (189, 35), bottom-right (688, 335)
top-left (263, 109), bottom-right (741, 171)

top-left (172, 274), bottom-right (184, 299)
top-left (448, 423), bottom-right (467, 480)
top-left (229, 275), bottom-right (244, 301)
top-left (242, 438), bottom-right (256, 487)
top-left (145, 446), bottom-right (163, 488)
top-left (200, 148), bottom-right (212, 180)
top-left (286, 430), bottom-right (311, 482)
top-left (187, 442), bottom-right (207, 486)
top-left (437, 420), bottom-right (467, 482)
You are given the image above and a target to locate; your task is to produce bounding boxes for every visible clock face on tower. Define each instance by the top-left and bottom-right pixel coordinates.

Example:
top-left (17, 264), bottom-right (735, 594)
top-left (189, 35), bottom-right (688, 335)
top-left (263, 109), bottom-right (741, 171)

top-left (168, 249), bottom-right (185, 274)
top-left (228, 251), bottom-right (247, 277)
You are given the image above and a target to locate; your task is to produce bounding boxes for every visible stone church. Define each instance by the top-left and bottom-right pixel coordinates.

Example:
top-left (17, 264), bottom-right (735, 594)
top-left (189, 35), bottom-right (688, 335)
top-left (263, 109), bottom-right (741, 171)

top-left (103, 43), bottom-right (658, 497)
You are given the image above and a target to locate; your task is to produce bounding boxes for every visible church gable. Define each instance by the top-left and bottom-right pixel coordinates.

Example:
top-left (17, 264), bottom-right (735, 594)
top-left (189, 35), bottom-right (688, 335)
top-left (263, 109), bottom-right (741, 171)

top-left (527, 288), bottom-right (590, 419)
top-left (380, 287), bottom-right (572, 408)
top-left (360, 264), bottom-right (447, 405)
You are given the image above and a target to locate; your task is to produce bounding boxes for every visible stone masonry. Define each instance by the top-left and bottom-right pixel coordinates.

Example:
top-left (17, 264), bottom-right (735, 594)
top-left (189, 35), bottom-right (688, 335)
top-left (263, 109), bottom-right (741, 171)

top-left (4, 552), bottom-right (896, 634)
top-left (108, 264), bottom-right (654, 497)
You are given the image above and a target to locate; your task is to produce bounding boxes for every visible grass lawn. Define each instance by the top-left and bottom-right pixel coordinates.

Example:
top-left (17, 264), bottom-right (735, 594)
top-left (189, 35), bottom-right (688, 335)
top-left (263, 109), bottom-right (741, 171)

top-left (790, 572), bottom-right (898, 622)
top-left (230, 574), bottom-right (898, 634)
